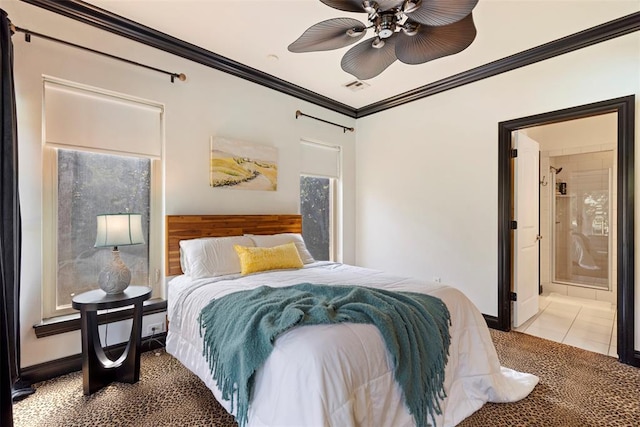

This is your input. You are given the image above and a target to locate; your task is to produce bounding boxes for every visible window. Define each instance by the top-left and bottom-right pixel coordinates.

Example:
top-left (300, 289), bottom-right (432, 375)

top-left (55, 149), bottom-right (151, 309)
top-left (42, 77), bottom-right (163, 319)
top-left (300, 176), bottom-right (333, 260)
top-left (44, 147), bottom-right (161, 318)
top-left (299, 140), bottom-right (340, 261)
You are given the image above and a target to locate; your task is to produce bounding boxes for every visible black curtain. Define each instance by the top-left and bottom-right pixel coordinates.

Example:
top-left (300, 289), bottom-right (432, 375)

top-left (1, 9), bottom-right (32, 416)
top-left (0, 9), bottom-right (16, 425)
top-left (1, 270), bottom-right (13, 427)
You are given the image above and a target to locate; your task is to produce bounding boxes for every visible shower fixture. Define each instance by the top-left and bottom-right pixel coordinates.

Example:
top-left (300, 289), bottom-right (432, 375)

top-left (550, 166), bottom-right (563, 174)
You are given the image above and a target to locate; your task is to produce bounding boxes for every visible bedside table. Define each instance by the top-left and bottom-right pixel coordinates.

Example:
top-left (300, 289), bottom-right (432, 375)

top-left (72, 286), bottom-right (152, 395)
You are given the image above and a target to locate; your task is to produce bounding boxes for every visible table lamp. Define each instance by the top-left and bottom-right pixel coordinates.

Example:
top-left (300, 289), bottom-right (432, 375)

top-left (94, 213), bottom-right (145, 294)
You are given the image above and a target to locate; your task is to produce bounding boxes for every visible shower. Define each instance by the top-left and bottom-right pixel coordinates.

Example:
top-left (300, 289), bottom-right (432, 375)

top-left (550, 154), bottom-right (612, 291)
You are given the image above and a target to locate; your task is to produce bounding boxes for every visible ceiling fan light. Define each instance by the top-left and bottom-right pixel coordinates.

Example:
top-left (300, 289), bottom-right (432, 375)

top-left (402, 22), bottom-right (420, 36)
top-left (378, 28), bottom-right (394, 38)
top-left (362, 0), bottom-right (379, 14)
top-left (347, 27), bottom-right (365, 37)
top-left (403, 0), bottom-right (421, 14)
top-left (372, 37), bottom-right (385, 49)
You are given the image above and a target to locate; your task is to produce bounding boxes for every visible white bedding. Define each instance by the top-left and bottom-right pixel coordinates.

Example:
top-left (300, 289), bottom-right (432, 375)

top-left (166, 262), bottom-right (538, 426)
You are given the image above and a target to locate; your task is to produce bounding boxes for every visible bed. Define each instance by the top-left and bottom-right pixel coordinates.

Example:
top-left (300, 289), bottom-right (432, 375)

top-left (165, 215), bottom-right (538, 427)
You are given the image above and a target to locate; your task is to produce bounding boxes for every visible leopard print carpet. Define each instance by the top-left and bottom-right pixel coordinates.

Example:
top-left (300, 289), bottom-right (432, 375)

top-left (460, 330), bottom-right (640, 427)
top-left (12, 348), bottom-right (237, 427)
top-left (12, 331), bottom-right (640, 426)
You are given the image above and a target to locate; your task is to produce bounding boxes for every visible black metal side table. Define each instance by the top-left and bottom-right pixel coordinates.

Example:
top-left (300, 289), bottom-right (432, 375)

top-left (72, 286), bottom-right (152, 395)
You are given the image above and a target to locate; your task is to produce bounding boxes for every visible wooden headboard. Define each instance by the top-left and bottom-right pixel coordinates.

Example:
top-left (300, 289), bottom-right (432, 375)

top-left (166, 214), bottom-right (302, 276)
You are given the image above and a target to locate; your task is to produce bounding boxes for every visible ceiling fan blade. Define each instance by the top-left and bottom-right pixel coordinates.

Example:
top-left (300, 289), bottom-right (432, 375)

top-left (406, 0), bottom-right (479, 26)
top-left (341, 36), bottom-right (398, 80)
top-left (320, 0), bottom-right (405, 13)
top-left (396, 13), bottom-right (476, 64)
top-left (320, 0), bottom-right (367, 12)
top-left (288, 18), bottom-right (367, 53)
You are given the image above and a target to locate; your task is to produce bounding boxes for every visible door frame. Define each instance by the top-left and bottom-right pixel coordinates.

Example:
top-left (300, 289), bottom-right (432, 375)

top-left (496, 95), bottom-right (638, 367)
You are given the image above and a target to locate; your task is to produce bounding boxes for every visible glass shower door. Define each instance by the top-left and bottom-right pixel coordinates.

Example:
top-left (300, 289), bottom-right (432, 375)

top-left (553, 168), bottom-right (611, 289)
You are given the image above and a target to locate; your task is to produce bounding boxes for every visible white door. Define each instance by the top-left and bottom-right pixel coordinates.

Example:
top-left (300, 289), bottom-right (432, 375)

top-left (513, 132), bottom-right (540, 327)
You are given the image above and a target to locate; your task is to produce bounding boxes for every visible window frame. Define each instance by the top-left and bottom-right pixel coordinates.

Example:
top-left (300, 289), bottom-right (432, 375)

top-left (299, 138), bottom-right (342, 263)
top-left (41, 78), bottom-right (165, 320)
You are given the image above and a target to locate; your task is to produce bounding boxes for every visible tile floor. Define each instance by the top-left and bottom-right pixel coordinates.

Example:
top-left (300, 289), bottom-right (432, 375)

top-left (514, 292), bottom-right (617, 357)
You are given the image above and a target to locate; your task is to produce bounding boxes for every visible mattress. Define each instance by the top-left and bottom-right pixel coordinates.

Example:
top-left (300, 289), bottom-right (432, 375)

top-left (166, 262), bottom-right (538, 426)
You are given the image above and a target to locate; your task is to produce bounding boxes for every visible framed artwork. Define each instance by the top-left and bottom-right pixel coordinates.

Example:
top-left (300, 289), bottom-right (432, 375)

top-left (210, 136), bottom-right (278, 191)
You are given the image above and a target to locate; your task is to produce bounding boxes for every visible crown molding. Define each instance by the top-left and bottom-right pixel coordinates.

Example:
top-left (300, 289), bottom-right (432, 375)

top-left (19, 1), bottom-right (640, 119)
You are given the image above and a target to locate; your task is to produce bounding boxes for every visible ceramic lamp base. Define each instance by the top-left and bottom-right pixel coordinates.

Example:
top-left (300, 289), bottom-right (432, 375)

top-left (98, 249), bottom-right (132, 294)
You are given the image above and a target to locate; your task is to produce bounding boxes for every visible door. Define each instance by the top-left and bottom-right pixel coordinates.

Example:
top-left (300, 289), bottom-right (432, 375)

top-left (512, 132), bottom-right (540, 327)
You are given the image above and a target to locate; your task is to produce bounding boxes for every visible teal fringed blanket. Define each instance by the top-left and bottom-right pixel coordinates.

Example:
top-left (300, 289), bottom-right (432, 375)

top-left (199, 283), bottom-right (451, 427)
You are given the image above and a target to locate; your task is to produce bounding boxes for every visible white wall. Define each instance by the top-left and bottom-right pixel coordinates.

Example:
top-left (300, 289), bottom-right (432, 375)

top-left (4, 1), bottom-right (356, 367)
top-left (355, 32), bottom-right (640, 350)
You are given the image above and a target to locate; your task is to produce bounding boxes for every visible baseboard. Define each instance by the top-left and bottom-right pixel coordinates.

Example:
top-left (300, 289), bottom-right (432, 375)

top-left (20, 333), bottom-right (166, 385)
top-left (483, 314), bottom-right (501, 330)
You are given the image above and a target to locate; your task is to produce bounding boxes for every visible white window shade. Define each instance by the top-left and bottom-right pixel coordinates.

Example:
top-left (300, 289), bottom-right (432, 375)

top-left (300, 140), bottom-right (340, 178)
top-left (44, 80), bottom-right (162, 158)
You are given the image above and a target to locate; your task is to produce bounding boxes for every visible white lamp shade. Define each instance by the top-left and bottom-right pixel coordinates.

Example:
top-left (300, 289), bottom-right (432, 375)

top-left (95, 213), bottom-right (145, 248)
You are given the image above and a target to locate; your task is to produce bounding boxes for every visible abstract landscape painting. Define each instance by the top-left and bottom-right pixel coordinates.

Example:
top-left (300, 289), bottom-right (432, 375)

top-left (210, 136), bottom-right (278, 190)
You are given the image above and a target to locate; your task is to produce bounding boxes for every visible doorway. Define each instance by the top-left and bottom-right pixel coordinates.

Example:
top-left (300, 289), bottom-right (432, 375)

top-left (513, 116), bottom-right (617, 355)
top-left (496, 95), bottom-right (637, 367)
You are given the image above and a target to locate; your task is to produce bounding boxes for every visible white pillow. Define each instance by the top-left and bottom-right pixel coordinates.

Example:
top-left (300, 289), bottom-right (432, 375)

top-left (246, 233), bottom-right (315, 264)
top-left (179, 235), bottom-right (255, 278)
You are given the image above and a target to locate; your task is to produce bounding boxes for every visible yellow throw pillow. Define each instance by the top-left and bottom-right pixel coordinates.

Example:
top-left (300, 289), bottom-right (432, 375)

top-left (234, 242), bottom-right (304, 275)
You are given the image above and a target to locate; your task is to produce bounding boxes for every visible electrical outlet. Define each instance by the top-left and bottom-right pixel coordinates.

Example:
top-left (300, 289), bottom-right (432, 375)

top-left (432, 277), bottom-right (442, 283)
top-left (147, 322), bottom-right (165, 335)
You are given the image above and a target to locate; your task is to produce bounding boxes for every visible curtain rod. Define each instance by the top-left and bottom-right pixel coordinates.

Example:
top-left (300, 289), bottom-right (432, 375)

top-left (295, 110), bottom-right (354, 133)
top-left (10, 24), bottom-right (187, 83)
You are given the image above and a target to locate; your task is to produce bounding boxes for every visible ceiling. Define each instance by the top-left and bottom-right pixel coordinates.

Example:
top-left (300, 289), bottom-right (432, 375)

top-left (76, 1), bottom-right (640, 110)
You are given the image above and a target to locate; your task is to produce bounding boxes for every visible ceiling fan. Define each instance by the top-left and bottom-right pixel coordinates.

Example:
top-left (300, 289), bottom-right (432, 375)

top-left (288, 0), bottom-right (479, 80)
